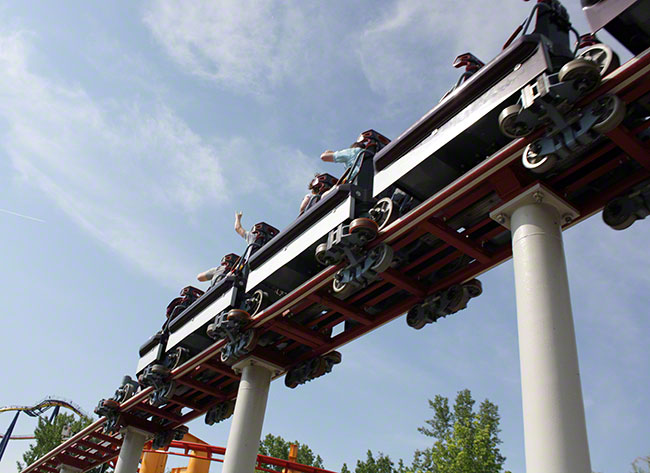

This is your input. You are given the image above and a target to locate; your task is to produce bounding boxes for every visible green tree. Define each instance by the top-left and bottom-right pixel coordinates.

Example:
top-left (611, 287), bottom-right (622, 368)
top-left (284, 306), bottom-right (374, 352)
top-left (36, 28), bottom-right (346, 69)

top-left (17, 413), bottom-right (99, 472)
top-left (257, 433), bottom-right (324, 471)
top-left (342, 450), bottom-right (407, 473)
top-left (412, 389), bottom-right (507, 473)
top-left (632, 455), bottom-right (650, 473)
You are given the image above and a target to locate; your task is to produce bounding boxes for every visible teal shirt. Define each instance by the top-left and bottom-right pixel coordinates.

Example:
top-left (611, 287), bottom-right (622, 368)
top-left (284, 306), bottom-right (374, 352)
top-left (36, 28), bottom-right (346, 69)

top-left (333, 147), bottom-right (364, 178)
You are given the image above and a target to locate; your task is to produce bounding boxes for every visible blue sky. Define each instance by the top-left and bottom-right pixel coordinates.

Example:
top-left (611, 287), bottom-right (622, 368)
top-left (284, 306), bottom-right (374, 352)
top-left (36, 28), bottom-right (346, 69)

top-left (0, 1), bottom-right (648, 472)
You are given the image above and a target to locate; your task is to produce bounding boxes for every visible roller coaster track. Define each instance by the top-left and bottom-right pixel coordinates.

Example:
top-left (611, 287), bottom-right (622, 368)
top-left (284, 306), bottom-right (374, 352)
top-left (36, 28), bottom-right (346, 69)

top-left (20, 43), bottom-right (650, 473)
top-left (0, 398), bottom-right (89, 419)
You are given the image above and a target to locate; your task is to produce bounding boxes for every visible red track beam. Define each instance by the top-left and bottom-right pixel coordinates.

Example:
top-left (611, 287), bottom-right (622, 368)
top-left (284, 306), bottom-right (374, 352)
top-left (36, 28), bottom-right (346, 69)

top-left (271, 319), bottom-right (329, 347)
top-left (136, 403), bottom-right (183, 423)
top-left (200, 360), bottom-right (240, 379)
top-left (380, 268), bottom-right (427, 297)
top-left (418, 219), bottom-right (490, 263)
top-left (309, 294), bottom-right (373, 325)
top-left (77, 439), bottom-right (118, 456)
top-left (175, 378), bottom-right (226, 400)
top-left (605, 126), bottom-right (650, 170)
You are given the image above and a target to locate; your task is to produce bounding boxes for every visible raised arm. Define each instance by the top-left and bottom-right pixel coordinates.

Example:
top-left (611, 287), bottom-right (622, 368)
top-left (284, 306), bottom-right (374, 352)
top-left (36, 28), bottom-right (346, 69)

top-left (234, 211), bottom-right (247, 239)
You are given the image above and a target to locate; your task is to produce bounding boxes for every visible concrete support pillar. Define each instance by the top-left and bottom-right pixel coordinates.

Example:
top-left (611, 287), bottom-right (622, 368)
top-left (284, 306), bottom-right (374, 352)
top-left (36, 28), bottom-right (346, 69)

top-left (491, 184), bottom-right (591, 473)
top-left (221, 356), bottom-right (281, 473)
top-left (114, 426), bottom-right (149, 473)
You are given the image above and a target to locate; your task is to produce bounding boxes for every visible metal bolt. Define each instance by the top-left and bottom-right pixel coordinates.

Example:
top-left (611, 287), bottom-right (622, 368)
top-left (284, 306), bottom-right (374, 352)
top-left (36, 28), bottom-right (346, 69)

top-left (533, 191), bottom-right (544, 203)
top-left (562, 214), bottom-right (573, 224)
top-left (496, 214), bottom-right (507, 224)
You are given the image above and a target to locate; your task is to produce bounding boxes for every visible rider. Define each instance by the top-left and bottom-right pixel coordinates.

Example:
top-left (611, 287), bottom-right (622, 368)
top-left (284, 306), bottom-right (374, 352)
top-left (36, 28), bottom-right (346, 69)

top-left (196, 253), bottom-right (239, 287)
top-left (234, 212), bottom-right (279, 255)
top-left (299, 173), bottom-right (338, 215)
top-left (320, 129), bottom-right (390, 184)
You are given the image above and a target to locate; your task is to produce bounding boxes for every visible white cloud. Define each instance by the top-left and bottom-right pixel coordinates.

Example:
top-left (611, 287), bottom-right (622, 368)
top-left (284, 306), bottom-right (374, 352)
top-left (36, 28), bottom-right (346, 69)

top-left (143, 0), bottom-right (312, 95)
top-left (0, 30), bottom-right (227, 287)
top-left (0, 28), bottom-right (325, 285)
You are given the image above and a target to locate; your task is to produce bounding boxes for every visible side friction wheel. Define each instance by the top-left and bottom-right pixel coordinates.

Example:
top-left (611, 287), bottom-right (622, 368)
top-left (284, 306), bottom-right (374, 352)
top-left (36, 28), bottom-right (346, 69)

top-left (315, 242), bottom-right (336, 266)
top-left (498, 104), bottom-right (532, 138)
top-left (521, 142), bottom-right (557, 174)
top-left (578, 43), bottom-right (620, 77)
top-left (370, 243), bottom-right (394, 273)
top-left (349, 218), bottom-right (378, 242)
top-left (592, 94), bottom-right (626, 134)
top-left (370, 197), bottom-right (397, 230)
top-left (247, 289), bottom-right (268, 316)
top-left (558, 58), bottom-right (601, 93)
top-left (602, 196), bottom-right (637, 230)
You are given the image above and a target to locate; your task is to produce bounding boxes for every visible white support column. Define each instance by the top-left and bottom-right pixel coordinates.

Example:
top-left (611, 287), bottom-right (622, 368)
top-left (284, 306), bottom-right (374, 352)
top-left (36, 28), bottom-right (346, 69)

top-left (491, 184), bottom-right (591, 473)
top-left (114, 426), bottom-right (149, 473)
top-left (222, 356), bottom-right (282, 473)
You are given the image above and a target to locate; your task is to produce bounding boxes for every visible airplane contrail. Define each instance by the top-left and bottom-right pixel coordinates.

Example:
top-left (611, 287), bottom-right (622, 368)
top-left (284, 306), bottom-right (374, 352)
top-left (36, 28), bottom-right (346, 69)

top-left (0, 208), bottom-right (46, 223)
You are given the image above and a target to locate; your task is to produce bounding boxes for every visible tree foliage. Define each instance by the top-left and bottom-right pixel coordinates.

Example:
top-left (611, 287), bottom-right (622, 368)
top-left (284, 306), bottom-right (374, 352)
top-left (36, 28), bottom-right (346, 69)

top-left (411, 389), bottom-right (507, 473)
top-left (632, 455), bottom-right (650, 473)
top-left (17, 413), bottom-right (97, 472)
top-left (257, 433), bottom-right (324, 472)
top-left (342, 450), bottom-right (407, 473)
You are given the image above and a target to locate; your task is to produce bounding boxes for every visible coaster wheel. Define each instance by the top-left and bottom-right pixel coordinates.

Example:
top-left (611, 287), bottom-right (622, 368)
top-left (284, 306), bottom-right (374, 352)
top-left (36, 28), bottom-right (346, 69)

top-left (521, 142), bottom-right (557, 174)
top-left (324, 351), bottom-right (342, 365)
top-left (558, 58), bottom-right (601, 93)
top-left (370, 197), bottom-right (397, 230)
top-left (315, 242), bottom-right (342, 266)
top-left (247, 289), bottom-right (268, 316)
top-left (332, 273), bottom-right (357, 299)
top-left (150, 363), bottom-right (171, 377)
top-left (242, 329), bottom-right (259, 352)
top-left (498, 104), bottom-right (532, 138)
top-left (406, 308), bottom-right (428, 330)
top-left (445, 284), bottom-right (468, 313)
top-left (227, 308), bottom-right (251, 323)
top-left (578, 43), bottom-right (620, 77)
top-left (592, 94), bottom-right (626, 134)
top-left (220, 346), bottom-right (236, 365)
top-left (370, 243), bottom-right (394, 273)
top-left (285, 370), bottom-right (299, 389)
top-left (102, 399), bottom-right (120, 410)
top-left (602, 196), bottom-right (637, 230)
top-left (464, 279), bottom-right (483, 298)
top-left (349, 218), bottom-right (378, 242)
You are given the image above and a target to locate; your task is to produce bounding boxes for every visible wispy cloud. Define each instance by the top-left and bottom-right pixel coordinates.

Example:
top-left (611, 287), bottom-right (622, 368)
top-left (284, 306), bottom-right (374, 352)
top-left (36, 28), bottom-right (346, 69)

top-left (0, 208), bottom-right (45, 223)
top-left (0, 28), bottom-right (323, 286)
top-left (143, 0), bottom-right (314, 96)
top-left (0, 29), bottom-right (226, 287)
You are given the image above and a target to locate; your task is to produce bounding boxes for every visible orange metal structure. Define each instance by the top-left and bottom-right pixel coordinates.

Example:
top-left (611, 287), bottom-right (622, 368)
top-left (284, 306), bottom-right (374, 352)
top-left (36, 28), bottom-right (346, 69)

top-left (139, 438), bottom-right (336, 473)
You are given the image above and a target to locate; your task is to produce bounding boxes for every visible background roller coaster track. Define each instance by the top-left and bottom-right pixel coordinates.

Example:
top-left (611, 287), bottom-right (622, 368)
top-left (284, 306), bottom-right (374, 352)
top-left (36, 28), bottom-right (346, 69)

top-left (0, 398), bottom-right (89, 419)
top-left (21, 46), bottom-right (650, 473)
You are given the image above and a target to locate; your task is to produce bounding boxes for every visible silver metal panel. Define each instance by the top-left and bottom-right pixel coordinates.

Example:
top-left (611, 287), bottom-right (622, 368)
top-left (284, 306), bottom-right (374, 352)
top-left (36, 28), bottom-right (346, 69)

top-left (135, 287), bottom-right (236, 374)
top-left (584, 0), bottom-right (637, 32)
top-left (373, 45), bottom-right (550, 196)
top-left (245, 196), bottom-right (354, 292)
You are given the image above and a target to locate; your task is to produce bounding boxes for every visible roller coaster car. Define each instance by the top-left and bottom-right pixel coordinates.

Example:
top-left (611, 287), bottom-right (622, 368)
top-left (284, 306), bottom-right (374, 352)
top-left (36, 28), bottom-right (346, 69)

top-left (373, 0), bottom-right (628, 200)
top-left (136, 272), bottom-right (247, 378)
top-left (582, 0), bottom-right (650, 55)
